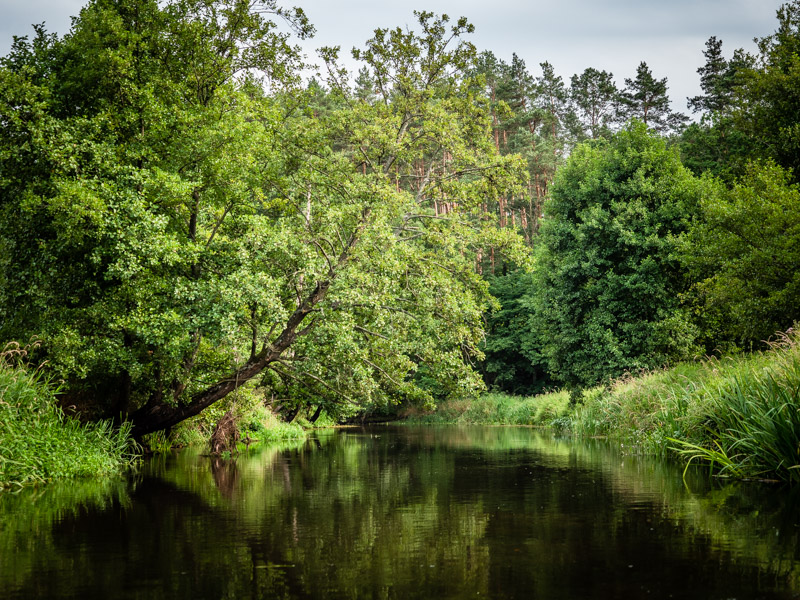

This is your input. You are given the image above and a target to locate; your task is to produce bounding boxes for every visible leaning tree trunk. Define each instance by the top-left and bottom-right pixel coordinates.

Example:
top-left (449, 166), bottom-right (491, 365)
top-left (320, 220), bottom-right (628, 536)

top-left (127, 279), bottom-right (330, 439)
top-left (308, 404), bottom-right (324, 424)
top-left (126, 211), bottom-right (369, 440)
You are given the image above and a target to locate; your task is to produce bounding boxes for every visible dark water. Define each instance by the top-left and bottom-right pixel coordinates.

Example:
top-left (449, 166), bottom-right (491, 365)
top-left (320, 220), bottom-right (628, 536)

top-left (1, 427), bottom-right (800, 599)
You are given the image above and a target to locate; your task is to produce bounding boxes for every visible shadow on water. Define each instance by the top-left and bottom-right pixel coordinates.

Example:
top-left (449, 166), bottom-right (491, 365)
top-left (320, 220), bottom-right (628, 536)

top-left (1, 426), bottom-right (799, 599)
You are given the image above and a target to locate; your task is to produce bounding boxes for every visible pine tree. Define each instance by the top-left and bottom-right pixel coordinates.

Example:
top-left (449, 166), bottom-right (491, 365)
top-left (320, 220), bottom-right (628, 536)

top-left (353, 66), bottom-right (377, 103)
top-left (686, 36), bottom-right (749, 115)
top-left (568, 67), bottom-right (619, 140)
top-left (620, 62), bottom-right (687, 133)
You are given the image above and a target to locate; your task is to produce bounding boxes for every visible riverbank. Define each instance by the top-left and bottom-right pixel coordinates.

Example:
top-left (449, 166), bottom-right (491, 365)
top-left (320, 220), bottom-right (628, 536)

top-left (0, 360), bottom-right (309, 487)
top-left (5, 331), bottom-right (798, 487)
top-left (0, 360), bottom-right (138, 489)
top-left (407, 331), bottom-right (800, 482)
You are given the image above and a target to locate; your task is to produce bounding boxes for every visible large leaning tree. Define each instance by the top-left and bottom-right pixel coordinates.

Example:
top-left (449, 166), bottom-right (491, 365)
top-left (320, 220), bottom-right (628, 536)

top-left (0, 1), bottom-right (526, 436)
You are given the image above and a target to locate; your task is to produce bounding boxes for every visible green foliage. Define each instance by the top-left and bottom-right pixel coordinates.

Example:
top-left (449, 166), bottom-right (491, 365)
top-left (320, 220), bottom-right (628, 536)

top-left (405, 390), bottom-right (570, 426)
top-left (532, 122), bottom-right (703, 389)
top-left (479, 270), bottom-right (551, 395)
top-left (0, 349), bottom-right (138, 488)
top-left (679, 115), bottom-right (754, 182)
top-left (567, 330), bottom-right (800, 481)
top-left (681, 161), bottom-right (800, 347)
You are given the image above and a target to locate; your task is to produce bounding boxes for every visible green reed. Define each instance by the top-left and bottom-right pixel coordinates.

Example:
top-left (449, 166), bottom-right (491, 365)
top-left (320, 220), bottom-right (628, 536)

top-left (0, 358), bottom-right (138, 489)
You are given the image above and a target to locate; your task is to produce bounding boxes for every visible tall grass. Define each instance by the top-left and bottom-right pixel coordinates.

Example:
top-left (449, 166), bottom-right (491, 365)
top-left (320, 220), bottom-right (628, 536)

top-left (239, 404), bottom-right (306, 443)
top-left (570, 330), bottom-right (800, 481)
top-left (0, 347), bottom-right (138, 488)
top-left (405, 391), bottom-right (571, 427)
top-left (677, 333), bottom-right (800, 481)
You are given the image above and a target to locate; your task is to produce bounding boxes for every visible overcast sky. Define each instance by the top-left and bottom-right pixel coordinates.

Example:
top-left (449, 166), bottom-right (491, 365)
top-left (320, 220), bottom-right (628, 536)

top-left (0, 0), bottom-right (787, 114)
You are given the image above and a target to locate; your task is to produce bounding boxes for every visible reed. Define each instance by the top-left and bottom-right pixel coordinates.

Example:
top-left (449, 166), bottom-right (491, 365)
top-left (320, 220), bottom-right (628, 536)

top-left (405, 391), bottom-right (571, 426)
top-left (0, 346), bottom-right (138, 488)
top-left (571, 330), bottom-right (800, 480)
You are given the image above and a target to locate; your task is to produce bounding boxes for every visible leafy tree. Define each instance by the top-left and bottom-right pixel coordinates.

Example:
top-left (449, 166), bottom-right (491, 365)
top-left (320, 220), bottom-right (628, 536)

top-left (681, 162), bottom-right (800, 347)
top-left (479, 271), bottom-right (551, 395)
top-left (0, 4), bottom-right (526, 436)
top-left (734, 0), bottom-right (800, 181)
top-left (532, 121), bottom-right (702, 389)
top-left (619, 61), bottom-right (687, 134)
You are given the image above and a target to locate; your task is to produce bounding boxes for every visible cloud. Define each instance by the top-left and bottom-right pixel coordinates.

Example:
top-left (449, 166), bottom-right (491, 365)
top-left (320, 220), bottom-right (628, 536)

top-left (0, 0), bottom-right (786, 114)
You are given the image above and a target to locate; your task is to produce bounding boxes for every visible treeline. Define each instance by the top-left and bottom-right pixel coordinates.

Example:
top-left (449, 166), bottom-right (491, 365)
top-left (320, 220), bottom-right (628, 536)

top-left (477, 3), bottom-right (800, 396)
top-left (0, 0), bottom-right (798, 435)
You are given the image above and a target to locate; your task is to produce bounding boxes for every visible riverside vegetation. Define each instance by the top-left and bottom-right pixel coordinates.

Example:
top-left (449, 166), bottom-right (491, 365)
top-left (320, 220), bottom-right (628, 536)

top-left (1, 0), bottom-right (799, 486)
top-left (0, 344), bottom-right (138, 489)
top-left (411, 331), bottom-right (800, 482)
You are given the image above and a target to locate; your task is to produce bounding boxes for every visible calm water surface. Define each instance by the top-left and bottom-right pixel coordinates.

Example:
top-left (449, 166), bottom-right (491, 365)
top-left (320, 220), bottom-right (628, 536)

top-left (1, 426), bottom-right (799, 599)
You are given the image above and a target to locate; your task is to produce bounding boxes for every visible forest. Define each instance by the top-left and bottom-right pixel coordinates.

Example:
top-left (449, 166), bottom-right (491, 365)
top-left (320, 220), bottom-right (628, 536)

top-left (1, 0), bottom-right (799, 485)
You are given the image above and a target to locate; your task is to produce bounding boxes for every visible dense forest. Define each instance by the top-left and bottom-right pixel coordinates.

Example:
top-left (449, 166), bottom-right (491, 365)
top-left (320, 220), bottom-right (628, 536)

top-left (1, 0), bottom-right (799, 443)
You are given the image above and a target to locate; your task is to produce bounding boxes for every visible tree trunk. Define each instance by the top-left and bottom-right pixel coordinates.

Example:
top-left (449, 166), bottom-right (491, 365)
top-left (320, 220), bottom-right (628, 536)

top-left (308, 404), bottom-right (324, 424)
top-left (128, 279), bottom-right (331, 438)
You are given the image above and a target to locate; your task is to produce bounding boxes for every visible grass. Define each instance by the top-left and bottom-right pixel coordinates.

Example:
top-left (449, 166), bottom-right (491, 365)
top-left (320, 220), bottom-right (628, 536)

top-left (238, 404), bottom-right (306, 444)
top-left (404, 390), bottom-right (571, 427)
top-left (0, 350), bottom-right (138, 489)
top-left (411, 330), bottom-right (800, 482)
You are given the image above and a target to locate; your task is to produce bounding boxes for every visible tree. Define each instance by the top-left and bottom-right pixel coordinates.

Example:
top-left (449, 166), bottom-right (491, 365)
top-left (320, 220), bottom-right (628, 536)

top-left (687, 36), bottom-right (746, 115)
top-left (619, 62), bottom-right (687, 134)
top-left (352, 66), bottom-right (377, 104)
top-left (680, 36), bottom-right (755, 181)
top-left (0, 4), bottom-right (526, 436)
top-left (734, 0), bottom-right (800, 181)
top-left (532, 122), bottom-right (702, 389)
top-left (568, 67), bottom-right (619, 141)
top-left (681, 162), bottom-right (800, 348)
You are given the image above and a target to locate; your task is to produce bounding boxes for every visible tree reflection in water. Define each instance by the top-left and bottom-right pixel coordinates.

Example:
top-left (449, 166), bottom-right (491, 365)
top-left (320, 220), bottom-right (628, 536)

top-left (1, 427), bottom-right (798, 599)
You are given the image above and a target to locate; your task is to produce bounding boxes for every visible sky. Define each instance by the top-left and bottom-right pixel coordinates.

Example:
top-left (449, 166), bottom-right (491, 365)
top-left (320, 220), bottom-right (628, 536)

top-left (0, 0), bottom-right (788, 114)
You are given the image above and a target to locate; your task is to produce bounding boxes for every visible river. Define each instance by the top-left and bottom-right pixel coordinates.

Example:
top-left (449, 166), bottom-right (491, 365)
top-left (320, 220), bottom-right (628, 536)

top-left (1, 426), bottom-right (799, 599)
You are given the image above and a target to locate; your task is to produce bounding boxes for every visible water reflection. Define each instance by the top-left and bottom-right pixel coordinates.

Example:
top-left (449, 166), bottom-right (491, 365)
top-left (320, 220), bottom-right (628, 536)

top-left (1, 427), bottom-right (799, 599)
